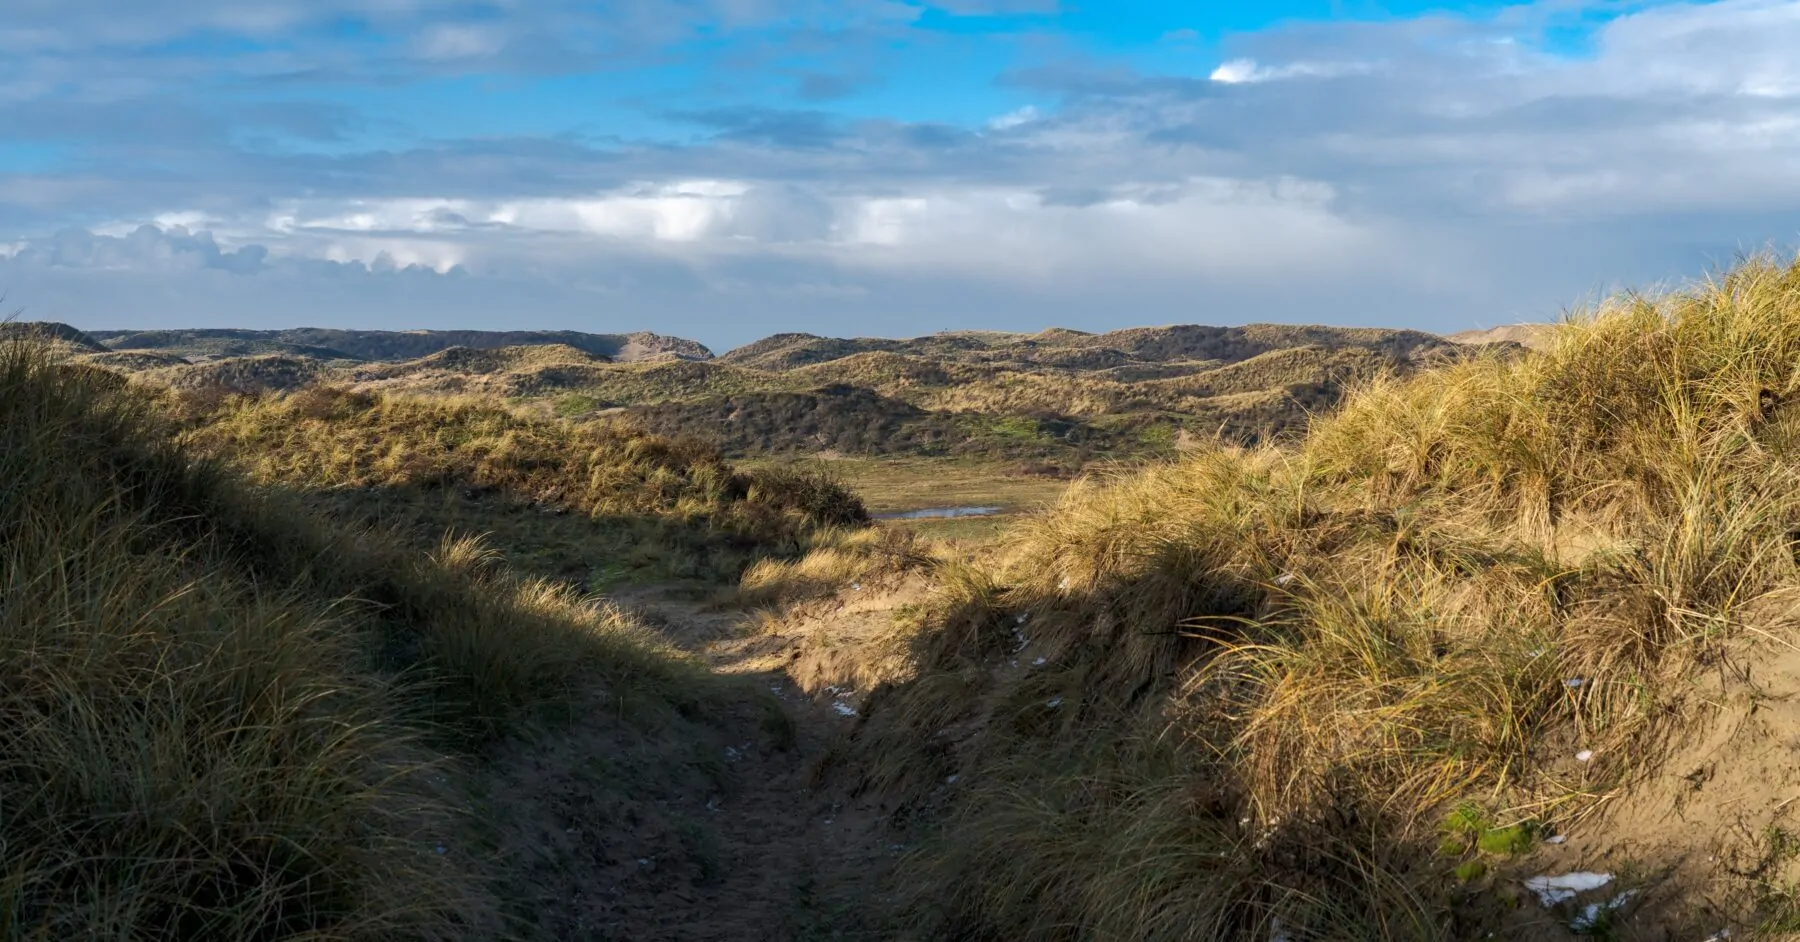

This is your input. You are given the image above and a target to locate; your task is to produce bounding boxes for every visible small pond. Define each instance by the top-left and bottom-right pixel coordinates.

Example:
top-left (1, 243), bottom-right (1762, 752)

top-left (874, 506), bottom-right (1003, 521)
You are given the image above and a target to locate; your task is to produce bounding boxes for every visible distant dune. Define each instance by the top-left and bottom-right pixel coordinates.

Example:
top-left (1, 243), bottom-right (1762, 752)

top-left (30, 319), bottom-right (1480, 461)
top-left (718, 323), bottom-right (1447, 371)
top-left (1446, 323), bottom-right (1555, 350)
top-left (84, 327), bottom-right (713, 363)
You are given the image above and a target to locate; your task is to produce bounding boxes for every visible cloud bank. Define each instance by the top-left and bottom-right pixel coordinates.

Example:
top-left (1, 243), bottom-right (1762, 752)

top-left (3, 0), bottom-right (1798, 347)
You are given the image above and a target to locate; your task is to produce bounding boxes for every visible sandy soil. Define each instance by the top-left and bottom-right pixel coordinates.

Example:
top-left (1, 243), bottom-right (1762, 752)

top-left (474, 583), bottom-right (914, 941)
top-left (1485, 633), bottom-right (1800, 941)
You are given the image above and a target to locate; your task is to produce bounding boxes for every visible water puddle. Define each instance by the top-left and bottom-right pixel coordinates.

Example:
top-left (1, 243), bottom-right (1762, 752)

top-left (875, 506), bottom-right (1003, 521)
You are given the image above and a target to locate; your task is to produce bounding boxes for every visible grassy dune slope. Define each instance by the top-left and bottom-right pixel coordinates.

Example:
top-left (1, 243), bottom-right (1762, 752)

top-left (149, 353), bottom-right (328, 393)
top-left (842, 255), bottom-right (1800, 940)
top-left (173, 386), bottom-right (866, 587)
top-left (0, 344), bottom-right (775, 938)
top-left (90, 327), bottom-right (713, 363)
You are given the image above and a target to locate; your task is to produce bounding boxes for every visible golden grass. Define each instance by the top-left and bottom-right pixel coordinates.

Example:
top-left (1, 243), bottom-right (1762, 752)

top-left (736, 527), bottom-right (932, 609)
top-left (173, 386), bottom-right (866, 575)
top-left (852, 254), bottom-right (1800, 940)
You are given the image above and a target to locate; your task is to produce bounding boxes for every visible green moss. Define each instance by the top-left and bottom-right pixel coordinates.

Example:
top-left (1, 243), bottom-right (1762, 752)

top-left (1441, 803), bottom-right (1488, 838)
top-left (1477, 823), bottom-right (1537, 856)
top-left (1438, 803), bottom-right (1535, 857)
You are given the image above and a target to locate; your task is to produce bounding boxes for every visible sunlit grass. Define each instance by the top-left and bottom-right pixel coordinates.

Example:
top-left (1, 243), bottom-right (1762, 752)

top-left (853, 253), bottom-right (1800, 939)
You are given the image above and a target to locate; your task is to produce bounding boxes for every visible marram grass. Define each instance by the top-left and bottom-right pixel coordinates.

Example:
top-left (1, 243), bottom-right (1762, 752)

top-left (855, 254), bottom-right (1800, 940)
top-left (0, 341), bottom-right (728, 938)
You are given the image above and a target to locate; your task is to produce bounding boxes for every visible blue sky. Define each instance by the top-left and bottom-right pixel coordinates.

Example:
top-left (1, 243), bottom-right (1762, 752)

top-left (3, 0), bottom-right (1798, 350)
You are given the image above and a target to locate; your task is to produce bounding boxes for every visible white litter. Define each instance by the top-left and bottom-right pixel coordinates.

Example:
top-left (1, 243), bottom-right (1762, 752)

top-left (833, 702), bottom-right (859, 718)
top-left (1575, 750), bottom-right (1594, 763)
top-left (1703, 930), bottom-right (1732, 942)
top-left (1274, 573), bottom-right (1296, 587)
top-left (851, 582), bottom-right (862, 591)
top-left (1032, 657), bottom-right (1047, 667)
top-left (1527, 647), bottom-right (1547, 658)
top-left (1524, 872), bottom-right (1613, 907)
top-left (1016, 612), bottom-right (1030, 625)
top-left (1563, 678), bottom-right (1586, 689)
top-left (725, 745), bottom-right (742, 761)
top-left (945, 774), bottom-right (959, 785)
top-left (1046, 697), bottom-right (1064, 709)
top-left (1058, 577), bottom-right (1072, 591)
top-left (1544, 834), bottom-right (1567, 845)
top-left (1570, 890), bottom-right (1638, 932)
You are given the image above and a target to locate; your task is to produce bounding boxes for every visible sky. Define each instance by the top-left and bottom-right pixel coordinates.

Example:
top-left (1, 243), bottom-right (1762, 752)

top-left (2, 0), bottom-right (1799, 351)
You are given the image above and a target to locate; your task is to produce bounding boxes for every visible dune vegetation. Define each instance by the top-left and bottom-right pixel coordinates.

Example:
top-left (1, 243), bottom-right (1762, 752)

top-left (22, 254), bottom-right (1800, 939)
top-left (60, 320), bottom-right (1474, 469)
top-left (165, 385), bottom-right (865, 589)
top-left (821, 255), bottom-right (1800, 940)
top-left (0, 340), bottom-right (838, 939)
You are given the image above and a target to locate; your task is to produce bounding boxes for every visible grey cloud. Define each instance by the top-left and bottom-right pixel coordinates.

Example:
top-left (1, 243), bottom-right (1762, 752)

top-left (0, 94), bottom-right (371, 156)
top-left (13, 2), bottom-right (1800, 225)
top-left (671, 107), bottom-right (848, 149)
top-left (8, 226), bottom-right (269, 274)
top-left (1034, 187), bottom-right (1110, 207)
top-left (0, 0), bottom-right (932, 93)
top-left (5, 0), bottom-right (1800, 347)
top-left (719, 185), bottom-right (838, 242)
top-left (1020, 2), bottom-right (1800, 222)
top-left (4, 212), bottom-right (1766, 354)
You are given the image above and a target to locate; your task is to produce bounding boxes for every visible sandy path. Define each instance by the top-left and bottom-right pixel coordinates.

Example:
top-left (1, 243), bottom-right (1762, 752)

top-left (481, 589), bottom-right (899, 942)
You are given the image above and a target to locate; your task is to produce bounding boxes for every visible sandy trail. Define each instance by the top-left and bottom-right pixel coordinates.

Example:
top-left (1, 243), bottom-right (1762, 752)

top-left (481, 587), bottom-right (902, 942)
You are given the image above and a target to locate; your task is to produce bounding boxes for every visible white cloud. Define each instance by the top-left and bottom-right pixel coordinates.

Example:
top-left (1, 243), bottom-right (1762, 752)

top-left (986, 105), bottom-right (1041, 130)
top-left (824, 177), bottom-right (1381, 284)
top-left (1585, 0), bottom-right (1800, 97)
top-left (319, 238), bottom-right (465, 274)
top-left (1208, 57), bottom-right (1372, 84)
top-left (415, 24), bottom-right (510, 61)
top-left (83, 174), bottom-right (1375, 285)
